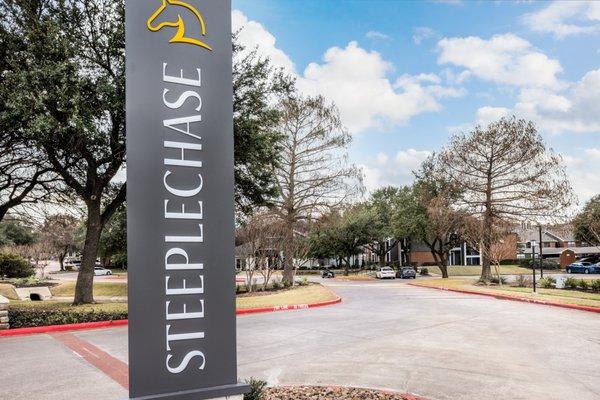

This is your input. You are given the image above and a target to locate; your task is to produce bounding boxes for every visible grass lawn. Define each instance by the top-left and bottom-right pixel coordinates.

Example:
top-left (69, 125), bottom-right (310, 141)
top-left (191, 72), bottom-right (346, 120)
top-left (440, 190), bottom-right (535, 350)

top-left (236, 284), bottom-right (337, 309)
top-left (8, 284), bottom-right (337, 314)
top-left (415, 278), bottom-right (600, 308)
top-left (50, 282), bottom-right (128, 297)
top-left (425, 265), bottom-right (537, 276)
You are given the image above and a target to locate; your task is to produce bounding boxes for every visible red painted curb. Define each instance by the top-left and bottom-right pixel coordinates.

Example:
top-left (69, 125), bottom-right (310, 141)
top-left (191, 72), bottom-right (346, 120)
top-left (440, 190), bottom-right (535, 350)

top-left (0, 319), bottom-right (129, 338)
top-left (0, 296), bottom-right (342, 337)
top-left (409, 283), bottom-right (600, 314)
top-left (236, 296), bottom-right (342, 315)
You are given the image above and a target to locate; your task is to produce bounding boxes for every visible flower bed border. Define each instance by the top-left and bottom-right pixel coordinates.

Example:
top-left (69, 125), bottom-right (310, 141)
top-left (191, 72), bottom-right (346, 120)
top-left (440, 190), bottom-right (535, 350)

top-left (410, 282), bottom-right (600, 314)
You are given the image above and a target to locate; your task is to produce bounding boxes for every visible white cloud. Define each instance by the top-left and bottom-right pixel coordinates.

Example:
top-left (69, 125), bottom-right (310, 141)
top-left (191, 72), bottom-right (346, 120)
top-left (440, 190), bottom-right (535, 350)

top-left (413, 27), bottom-right (436, 45)
top-left (233, 11), bottom-right (463, 134)
top-left (521, 1), bottom-right (600, 39)
top-left (360, 149), bottom-right (431, 192)
top-left (562, 150), bottom-right (600, 202)
top-left (232, 10), bottom-right (295, 74)
top-left (475, 106), bottom-right (511, 126)
top-left (477, 68), bottom-right (600, 135)
top-left (366, 30), bottom-right (391, 41)
top-left (437, 34), bottom-right (564, 89)
top-left (298, 41), bottom-right (465, 133)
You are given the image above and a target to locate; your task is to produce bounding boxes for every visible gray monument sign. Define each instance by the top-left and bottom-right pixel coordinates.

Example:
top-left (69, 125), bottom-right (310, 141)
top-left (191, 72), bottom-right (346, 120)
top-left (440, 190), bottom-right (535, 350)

top-left (126, 0), bottom-right (248, 398)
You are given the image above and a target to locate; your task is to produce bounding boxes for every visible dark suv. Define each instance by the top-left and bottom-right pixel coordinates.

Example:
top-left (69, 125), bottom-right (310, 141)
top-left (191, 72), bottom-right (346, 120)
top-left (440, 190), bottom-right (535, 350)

top-left (396, 267), bottom-right (416, 279)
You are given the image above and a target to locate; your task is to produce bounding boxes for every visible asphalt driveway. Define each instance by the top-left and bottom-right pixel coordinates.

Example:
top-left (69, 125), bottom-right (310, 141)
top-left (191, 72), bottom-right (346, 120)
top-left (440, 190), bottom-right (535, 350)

top-left (1, 280), bottom-right (600, 400)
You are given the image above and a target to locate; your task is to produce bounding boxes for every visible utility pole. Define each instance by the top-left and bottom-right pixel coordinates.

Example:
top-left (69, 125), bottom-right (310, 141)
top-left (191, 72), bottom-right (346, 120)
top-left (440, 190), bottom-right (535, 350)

top-left (538, 225), bottom-right (544, 279)
top-left (531, 240), bottom-right (537, 293)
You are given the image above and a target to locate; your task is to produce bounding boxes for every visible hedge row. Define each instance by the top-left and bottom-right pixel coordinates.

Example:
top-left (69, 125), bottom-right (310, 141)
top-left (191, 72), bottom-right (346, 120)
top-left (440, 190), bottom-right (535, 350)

top-left (8, 308), bottom-right (128, 329)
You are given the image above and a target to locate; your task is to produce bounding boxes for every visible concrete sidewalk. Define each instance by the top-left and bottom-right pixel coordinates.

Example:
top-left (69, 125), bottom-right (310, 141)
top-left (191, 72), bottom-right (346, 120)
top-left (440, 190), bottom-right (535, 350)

top-left (1, 280), bottom-right (600, 400)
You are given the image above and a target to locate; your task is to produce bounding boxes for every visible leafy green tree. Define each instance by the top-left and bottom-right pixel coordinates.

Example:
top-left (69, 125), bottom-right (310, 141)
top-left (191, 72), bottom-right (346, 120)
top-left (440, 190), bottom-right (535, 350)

top-left (0, 2), bottom-right (62, 222)
top-left (99, 204), bottom-right (126, 267)
top-left (1, 0), bottom-right (126, 304)
top-left (0, 219), bottom-right (37, 247)
top-left (574, 195), bottom-right (600, 245)
top-left (233, 42), bottom-right (294, 216)
top-left (363, 187), bottom-right (403, 267)
top-left (393, 165), bottom-right (465, 279)
top-left (309, 207), bottom-right (375, 276)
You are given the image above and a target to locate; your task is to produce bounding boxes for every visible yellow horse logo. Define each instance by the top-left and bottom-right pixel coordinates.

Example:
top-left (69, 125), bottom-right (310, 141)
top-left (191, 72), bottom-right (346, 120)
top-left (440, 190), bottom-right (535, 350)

top-left (147, 0), bottom-right (212, 51)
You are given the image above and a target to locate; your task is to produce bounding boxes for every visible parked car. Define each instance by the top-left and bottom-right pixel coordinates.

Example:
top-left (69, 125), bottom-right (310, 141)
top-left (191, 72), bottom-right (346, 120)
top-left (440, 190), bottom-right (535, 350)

top-left (322, 269), bottom-right (335, 278)
top-left (376, 267), bottom-right (396, 279)
top-left (94, 266), bottom-right (113, 276)
top-left (566, 262), bottom-right (600, 274)
top-left (396, 267), bottom-right (416, 279)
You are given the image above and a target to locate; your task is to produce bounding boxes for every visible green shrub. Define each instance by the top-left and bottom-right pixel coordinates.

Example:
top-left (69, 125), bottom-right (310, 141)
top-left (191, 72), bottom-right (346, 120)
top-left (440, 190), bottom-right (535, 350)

top-left (8, 307), bottom-right (128, 329)
top-left (297, 277), bottom-right (309, 286)
top-left (519, 259), bottom-right (560, 270)
top-left (515, 274), bottom-right (531, 287)
top-left (538, 276), bottom-right (556, 289)
top-left (419, 268), bottom-right (429, 276)
top-left (564, 277), bottom-right (578, 289)
top-left (591, 280), bottom-right (600, 293)
top-left (578, 279), bottom-right (589, 291)
top-left (244, 378), bottom-right (267, 400)
top-left (499, 259), bottom-right (521, 265)
top-left (0, 253), bottom-right (34, 278)
top-left (539, 277), bottom-right (555, 289)
top-left (490, 276), bottom-right (507, 284)
top-left (271, 279), bottom-right (283, 290)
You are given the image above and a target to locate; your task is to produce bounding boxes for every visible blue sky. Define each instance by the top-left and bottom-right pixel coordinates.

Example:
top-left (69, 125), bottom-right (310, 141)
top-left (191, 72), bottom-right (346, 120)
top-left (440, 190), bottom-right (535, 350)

top-left (232, 0), bottom-right (600, 203)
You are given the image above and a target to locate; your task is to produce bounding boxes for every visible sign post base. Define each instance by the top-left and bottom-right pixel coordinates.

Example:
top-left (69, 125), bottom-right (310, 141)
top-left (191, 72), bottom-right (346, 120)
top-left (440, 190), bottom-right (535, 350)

top-left (129, 383), bottom-right (250, 400)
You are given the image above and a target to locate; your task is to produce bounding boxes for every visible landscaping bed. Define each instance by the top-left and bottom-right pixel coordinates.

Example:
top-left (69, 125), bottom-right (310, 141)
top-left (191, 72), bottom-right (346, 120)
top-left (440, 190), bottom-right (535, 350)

top-left (414, 278), bottom-right (600, 309)
top-left (5, 284), bottom-right (339, 329)
top-left (8, 301), bottom-right (128, 329)
top-left (237, 284), bottom-right (338, 309)
top-left (260, 386), bottom-right (419, 400)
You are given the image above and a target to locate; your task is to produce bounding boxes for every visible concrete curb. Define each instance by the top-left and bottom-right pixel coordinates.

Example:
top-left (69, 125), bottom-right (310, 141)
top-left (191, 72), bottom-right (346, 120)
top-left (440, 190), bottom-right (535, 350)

top-left (409, 283), bottom-right (600, 314)
top-left (0, 296), bottom-right (342, 337)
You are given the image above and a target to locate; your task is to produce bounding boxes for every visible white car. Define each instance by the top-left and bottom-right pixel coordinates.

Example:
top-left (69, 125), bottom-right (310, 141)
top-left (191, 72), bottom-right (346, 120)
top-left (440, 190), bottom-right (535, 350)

top-left (376, 267), bottom-right (396, 279)
top-left (94, 266), bottom-right (113, 276)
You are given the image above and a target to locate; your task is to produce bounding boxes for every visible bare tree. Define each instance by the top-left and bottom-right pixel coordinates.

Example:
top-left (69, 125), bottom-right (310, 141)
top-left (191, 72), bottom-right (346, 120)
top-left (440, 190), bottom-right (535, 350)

top-left (0, 138), bottom-right (61, 223)
top-left (436, 117), bottom-right (573, 280)
top-left (465, 221), bottom-right (516, 284)
top-left (237, 211), bottom-right (282, 292)
top-left (270, 95), bottom-right (362, 285)
top-left (40, 214), bottom-right (80, 271)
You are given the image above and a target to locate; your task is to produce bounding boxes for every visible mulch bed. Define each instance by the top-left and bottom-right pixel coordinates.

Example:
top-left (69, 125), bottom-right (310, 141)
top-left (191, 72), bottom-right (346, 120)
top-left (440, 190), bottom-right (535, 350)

top-left (263, 386), bottom-right (418, 400)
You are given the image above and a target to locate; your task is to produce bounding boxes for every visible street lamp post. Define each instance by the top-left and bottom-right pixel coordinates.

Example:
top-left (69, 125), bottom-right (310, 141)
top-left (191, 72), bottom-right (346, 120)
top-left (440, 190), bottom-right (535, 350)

top-left (531, 240), bottom-right (537, 293)
top-left (539, 225), bottom-right (544, 279)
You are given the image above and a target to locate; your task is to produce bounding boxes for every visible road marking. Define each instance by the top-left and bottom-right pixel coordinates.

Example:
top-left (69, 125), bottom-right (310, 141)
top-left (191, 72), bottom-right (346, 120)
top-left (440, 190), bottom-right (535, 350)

top-left (50, 332), bottom-right (129, 389)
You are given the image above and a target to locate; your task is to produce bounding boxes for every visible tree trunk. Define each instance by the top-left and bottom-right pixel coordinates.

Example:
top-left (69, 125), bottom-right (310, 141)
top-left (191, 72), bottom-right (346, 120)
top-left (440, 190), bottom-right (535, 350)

top-left (378, 245), bottom-right (386, 268)
top-left (344, 257), bottom-right (350, 276)
top-left (59, 251), bottom-right (66, 271)
top-left (480, 220), bottom-right (493, 281)
top-left (282, 219), bottom-right (295, 286)
top-left (73, 201), bottom-right (103, 305)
